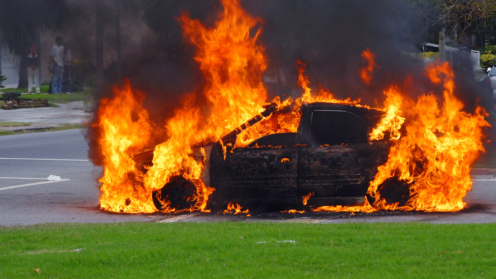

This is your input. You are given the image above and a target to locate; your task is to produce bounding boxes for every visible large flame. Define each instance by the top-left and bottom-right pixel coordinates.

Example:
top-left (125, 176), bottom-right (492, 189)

top-left (97, 0), bottom-right (269, 213)
top-left (95, 81), bottom-right (157, 213)
top-left (95, 0), bottom-right (489, 215)
top-left (314, 60), bottom-right (490, 213)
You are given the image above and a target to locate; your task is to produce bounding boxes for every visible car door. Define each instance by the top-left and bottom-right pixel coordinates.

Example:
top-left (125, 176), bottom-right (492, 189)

top-left (210, 134), bottom-right (299, 204)
top-left (297, 110), bottom-right (372, 198)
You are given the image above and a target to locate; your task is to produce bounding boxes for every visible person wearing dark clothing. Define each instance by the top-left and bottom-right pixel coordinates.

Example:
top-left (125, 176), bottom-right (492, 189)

top-left (27, 45), bottom-right (40, 94)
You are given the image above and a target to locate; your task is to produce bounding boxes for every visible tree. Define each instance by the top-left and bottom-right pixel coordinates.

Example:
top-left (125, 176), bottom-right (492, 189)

top-left (0, 0), bottom-right (68, 88)
top-left (412, 0), bottom-right (496, 47)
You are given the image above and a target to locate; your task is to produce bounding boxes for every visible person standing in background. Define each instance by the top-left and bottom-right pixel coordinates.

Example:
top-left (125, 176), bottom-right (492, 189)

top-left (50, 36), bottom-right (64, 94)
top-left (27, 45), bottom-right (40, 94)
top-left (63, 44), bottom-right (72, 94)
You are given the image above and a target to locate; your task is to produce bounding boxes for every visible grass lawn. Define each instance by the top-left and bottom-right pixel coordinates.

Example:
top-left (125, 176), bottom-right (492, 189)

top-left (0, 222), bottom-right (495, 278)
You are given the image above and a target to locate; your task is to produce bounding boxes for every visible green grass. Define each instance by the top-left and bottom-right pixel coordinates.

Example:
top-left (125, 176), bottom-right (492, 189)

top-left (0, 222), bottom-right (495, 278)
top-left (0, 121), bottom-right (31, 127)
top-left (0, 124), bottom-right (83, 136)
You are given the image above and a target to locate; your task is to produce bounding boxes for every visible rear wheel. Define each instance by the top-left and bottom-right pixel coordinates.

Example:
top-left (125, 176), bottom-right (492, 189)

top-left (152, 176), bottom-right (197, 211)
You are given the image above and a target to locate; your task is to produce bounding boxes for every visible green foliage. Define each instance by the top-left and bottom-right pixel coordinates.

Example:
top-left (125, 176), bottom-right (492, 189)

top-left (481, 53), bottom-right (495, 69)
top-left (0, 71), bottom-right (6, 84)
top-left (421, 51), bottom-right (439, 58)
top-left (483, 45), bottom-right (496, 54)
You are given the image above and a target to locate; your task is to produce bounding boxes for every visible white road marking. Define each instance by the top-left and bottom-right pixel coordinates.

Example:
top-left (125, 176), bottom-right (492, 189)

top-left (0, 177), bottom-right (47, 180)
top-left (0, 158), bottom-right (89, 162)
top-left (473, 179), bottom-right (496, 181)
top-left (157, 213), bottom-right (200, 223)
top-left (0, 179), bottom-right (70, 191)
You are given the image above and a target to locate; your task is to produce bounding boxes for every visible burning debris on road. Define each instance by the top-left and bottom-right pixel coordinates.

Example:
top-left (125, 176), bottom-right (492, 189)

top-left (90, 0), bottom-right (490, 215)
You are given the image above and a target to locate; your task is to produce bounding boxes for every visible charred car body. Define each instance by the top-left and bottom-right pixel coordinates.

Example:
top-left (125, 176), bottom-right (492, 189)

top-left (134, 103), bottom-right (390, 211)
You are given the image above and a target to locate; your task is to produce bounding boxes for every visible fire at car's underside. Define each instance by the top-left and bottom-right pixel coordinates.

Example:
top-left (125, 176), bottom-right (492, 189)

top-left (92, 0), bottom-right (490, 215)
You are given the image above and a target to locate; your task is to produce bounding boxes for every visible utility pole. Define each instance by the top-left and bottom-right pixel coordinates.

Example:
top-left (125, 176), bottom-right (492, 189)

top-left (95, 0), bottom-right (104, 86)
top-left (115, 0), bottom-right (121, 79)
top-left (0, 30), bottom-right (3, 88)
top-left (439, 28), bottom-right (446, 61)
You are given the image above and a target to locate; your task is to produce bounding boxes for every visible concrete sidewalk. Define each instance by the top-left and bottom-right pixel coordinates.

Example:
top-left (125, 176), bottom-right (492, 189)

top-left (0, 101), bottom-right (90, 131)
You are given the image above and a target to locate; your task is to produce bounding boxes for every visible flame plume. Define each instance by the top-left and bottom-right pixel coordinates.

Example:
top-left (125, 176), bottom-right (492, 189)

top-left (97, 0), bottom-right (269, 213)
top-left (314, 61), bottom-right (490, 213)
top-left (95, 81), bottom-right (157, 213)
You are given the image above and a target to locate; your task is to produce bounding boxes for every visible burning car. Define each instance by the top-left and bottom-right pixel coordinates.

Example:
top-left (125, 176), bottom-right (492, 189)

top-left (133, 102), bottom-right (389, 211)
top-left (93, 0), bottom-right (489, 215)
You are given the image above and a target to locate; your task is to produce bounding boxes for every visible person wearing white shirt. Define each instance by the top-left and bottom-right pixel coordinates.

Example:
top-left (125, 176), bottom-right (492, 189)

top-left (50, 36), bottom-right (64, 94)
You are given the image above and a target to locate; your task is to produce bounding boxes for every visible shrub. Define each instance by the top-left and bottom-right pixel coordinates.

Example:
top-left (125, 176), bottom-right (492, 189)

top-left (0, 71), bottom-right (6, 84)
top-left (480, 53), bottom-right (495, 69)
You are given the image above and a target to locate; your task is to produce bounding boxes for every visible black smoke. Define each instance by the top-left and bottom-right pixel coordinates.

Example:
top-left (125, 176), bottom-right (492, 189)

top-left (73, 0), bottom-right (494, 164)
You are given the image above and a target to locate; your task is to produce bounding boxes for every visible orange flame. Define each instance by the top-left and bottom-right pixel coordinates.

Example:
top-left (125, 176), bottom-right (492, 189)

top-left (281, 209), bottom-right (306, 214)
top-left (95, 80), bottom-right (157, 213)
top-left (314, 60), bottom-right (490, 213)
top-left (369, 87), bottom-right (405, 141)
top-left (360, 48), bottom-right (377, 85)
top-left (302, 192), bottom-right (314, 205)
top-left (97, 0), bottom-right (268, 213)
top-left (223, 202), bottom-right (250, 214)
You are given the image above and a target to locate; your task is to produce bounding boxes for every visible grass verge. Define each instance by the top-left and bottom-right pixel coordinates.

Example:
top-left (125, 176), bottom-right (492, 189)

top-left (0, 222), bottom-right (495, 278)
top-left (0, 124), bottom-right (83, 136)
top-left (0, 121), bottom-right (31, 127)
top-left (17, 93), bottom-right (86, 103)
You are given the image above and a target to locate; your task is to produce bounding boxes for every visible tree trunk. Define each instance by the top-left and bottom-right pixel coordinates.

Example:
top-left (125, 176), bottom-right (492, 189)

top-left (95, 0), bottom-right (104, 86)
top-left (18, 56), bottom-right (28, 89)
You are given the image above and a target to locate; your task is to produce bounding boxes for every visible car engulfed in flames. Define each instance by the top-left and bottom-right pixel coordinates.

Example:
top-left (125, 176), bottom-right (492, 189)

top-left (92, 0), bottom-right (490, 215)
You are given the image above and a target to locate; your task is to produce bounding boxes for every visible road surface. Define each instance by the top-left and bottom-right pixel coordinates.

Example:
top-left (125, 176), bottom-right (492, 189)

top-left (0, 129), bottom-right (495, 226)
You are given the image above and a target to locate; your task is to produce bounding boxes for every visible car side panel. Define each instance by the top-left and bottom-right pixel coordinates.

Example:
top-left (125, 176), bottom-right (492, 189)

top-left (298, 142), bottom-right (390, 198)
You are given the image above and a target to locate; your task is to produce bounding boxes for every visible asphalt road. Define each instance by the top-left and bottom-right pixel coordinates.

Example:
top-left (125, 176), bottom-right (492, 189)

top-left (0, 129), bottom-right (495, 226)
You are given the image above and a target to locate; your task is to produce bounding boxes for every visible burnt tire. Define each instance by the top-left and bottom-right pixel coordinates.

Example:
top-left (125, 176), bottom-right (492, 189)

top-left (152, 176), bottom-right (197, 211)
